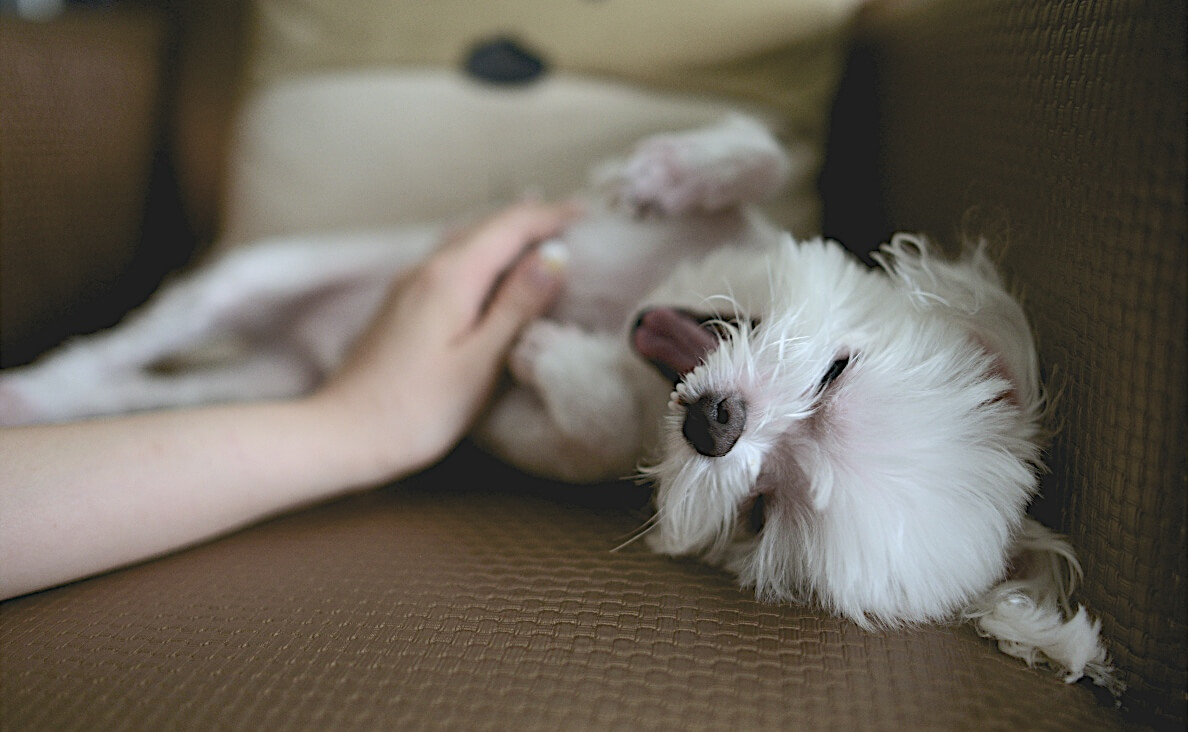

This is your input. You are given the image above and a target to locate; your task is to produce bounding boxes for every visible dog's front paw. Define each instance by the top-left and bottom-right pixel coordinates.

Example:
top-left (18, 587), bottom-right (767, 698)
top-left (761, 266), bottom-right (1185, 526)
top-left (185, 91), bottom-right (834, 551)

top-left (616, 115), bottom-right (790, 216)
top-left (509, 320), bottom-right (571, 388)
top-left (506, 320), bottom-right (641, 447)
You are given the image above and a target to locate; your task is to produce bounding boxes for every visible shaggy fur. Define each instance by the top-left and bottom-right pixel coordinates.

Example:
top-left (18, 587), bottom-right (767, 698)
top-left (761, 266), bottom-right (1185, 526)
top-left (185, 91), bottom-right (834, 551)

top-left (0, 115), bottom-right (1118, 693)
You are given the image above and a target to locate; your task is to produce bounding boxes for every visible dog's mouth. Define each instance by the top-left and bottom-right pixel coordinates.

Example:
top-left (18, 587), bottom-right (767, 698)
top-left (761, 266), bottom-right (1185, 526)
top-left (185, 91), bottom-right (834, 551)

top-left (632, 307), bottom-right (759, 457)
top-left (631, 308), bottom-right (746, 383)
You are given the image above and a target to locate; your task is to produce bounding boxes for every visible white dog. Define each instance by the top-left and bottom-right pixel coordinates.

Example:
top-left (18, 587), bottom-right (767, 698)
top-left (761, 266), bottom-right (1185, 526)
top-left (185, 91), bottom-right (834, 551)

top-left (0, 115), bottom-right (1118, 692)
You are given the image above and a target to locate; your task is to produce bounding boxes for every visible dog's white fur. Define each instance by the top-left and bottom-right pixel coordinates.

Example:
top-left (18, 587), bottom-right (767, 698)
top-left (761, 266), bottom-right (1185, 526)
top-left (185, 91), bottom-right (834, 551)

top-left (0, 115), bottom-right (1118, 693)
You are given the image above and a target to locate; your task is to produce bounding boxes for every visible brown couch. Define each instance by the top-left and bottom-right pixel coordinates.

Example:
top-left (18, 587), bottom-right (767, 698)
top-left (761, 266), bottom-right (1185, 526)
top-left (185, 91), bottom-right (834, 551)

top-left (2, 1), bottom-right (1183, 729)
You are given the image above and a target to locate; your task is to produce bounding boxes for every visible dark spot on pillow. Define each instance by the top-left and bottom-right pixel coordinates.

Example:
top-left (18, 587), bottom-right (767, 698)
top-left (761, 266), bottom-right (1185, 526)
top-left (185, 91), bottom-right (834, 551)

top-left (464, 37), bottom-right (548, 85)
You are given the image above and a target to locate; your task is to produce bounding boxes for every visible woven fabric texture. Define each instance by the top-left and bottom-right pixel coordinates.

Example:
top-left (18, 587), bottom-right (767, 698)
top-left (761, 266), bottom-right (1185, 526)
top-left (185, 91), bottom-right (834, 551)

top-left (2, 449), bottom-right (1127, 731)
top-left (844, 0), bottom-right (1186, 725)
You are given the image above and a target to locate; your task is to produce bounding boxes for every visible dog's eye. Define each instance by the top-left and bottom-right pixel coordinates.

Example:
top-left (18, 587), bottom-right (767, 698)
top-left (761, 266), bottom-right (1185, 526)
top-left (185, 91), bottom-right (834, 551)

top-left (749, 494), bottom-right (766, 533)
top-left (744, 493), bottom-right (767, 534)
top-left (816, 355), bottom-right (850, 393)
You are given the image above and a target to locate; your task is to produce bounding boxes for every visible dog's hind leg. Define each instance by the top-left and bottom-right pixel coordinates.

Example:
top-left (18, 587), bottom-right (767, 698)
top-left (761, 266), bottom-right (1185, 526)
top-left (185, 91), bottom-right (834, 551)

top-left (50, 348), bottom-right (322, 421)
top-left (608, 114), bottom-right (791, 216)
top-left (0, 231), bottom-right (429, 425)
top-left (39, 234), bottom-right (416, 372)
top-left (0, 276), bottom-right (257, 425)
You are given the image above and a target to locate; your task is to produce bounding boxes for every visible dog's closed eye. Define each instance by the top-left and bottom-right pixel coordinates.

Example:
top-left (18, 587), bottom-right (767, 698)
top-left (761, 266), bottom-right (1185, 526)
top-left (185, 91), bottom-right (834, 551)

top-left (816, 354), bottom-right (851, 394)
top-left (740, 493), bottom-right (768, 534)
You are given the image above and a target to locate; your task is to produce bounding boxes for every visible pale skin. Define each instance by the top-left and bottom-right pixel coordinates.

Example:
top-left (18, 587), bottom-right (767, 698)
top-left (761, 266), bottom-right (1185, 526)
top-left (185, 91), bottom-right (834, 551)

top-left (0, 201), bottom-right (578, 602)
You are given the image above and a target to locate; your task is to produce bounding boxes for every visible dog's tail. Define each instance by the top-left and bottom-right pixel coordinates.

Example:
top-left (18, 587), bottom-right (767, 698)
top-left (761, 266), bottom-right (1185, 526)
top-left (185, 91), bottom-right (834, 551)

top-left (963, 517), bottom-right (1123, 699)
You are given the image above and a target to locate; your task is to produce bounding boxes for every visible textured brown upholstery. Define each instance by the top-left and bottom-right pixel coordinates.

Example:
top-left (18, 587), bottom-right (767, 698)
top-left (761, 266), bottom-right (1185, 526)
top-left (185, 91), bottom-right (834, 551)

top-left (0, 1), bottom-right (245, 368)
top-left (2, 0), bottom-right (1182, 729)
top-left (0, 449), bottom-right (1130, 730)
top-left (0, 7), bottom-right (169, 366)
top-left (825, 0), bottom-right (1185, 725)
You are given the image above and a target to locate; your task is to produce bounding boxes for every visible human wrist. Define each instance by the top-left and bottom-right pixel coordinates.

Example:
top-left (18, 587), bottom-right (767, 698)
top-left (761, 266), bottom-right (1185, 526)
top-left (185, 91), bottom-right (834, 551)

top-left (298, 385), bottom-right (427, 489)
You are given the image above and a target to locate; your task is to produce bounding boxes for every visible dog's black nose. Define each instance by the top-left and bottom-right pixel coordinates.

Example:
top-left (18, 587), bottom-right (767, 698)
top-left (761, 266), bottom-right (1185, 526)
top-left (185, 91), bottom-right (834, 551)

top-left (683, 394), bottom-right (746, 457)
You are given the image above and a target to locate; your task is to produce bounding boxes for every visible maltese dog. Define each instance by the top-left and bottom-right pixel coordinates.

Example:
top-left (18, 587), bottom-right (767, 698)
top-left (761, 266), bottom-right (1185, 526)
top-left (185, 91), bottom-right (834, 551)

top-left (0, 114), bottom-right (1118, 693)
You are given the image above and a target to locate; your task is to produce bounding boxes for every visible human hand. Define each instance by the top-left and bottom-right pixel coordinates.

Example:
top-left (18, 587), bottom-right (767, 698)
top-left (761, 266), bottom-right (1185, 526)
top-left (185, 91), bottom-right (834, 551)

top-left (312, 201), bottom-right (579, 480)
top-left (0, 201), bottom-right (577, 599)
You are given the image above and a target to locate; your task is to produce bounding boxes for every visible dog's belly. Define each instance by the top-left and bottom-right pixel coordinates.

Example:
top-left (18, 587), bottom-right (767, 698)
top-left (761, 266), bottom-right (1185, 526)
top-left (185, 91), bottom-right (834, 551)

top-left (549, 202), bottom-right (776, 334)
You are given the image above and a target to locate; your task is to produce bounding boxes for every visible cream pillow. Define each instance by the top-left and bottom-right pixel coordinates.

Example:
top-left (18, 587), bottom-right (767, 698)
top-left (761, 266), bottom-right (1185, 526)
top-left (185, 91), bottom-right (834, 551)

top-left (221, 0), bottom-right (865, 243)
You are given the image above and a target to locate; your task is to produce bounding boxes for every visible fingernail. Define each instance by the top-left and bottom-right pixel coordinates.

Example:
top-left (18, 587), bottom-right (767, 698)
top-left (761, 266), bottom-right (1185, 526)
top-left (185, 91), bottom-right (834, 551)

top-left (531, 240), bottom-right (569, 285)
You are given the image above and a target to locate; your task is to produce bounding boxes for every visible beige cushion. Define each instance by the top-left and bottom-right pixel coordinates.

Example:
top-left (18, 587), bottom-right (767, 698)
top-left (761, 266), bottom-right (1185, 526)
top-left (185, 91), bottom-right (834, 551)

top-left (220, 0), bottom-right (864, 243)
top-left (248, 0), bottom-right (859, 103)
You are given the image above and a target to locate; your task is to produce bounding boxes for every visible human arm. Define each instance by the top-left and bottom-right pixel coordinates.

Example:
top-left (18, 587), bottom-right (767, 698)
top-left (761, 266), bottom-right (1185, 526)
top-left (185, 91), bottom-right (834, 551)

top-left (0, 201), bottom-right (575, 601)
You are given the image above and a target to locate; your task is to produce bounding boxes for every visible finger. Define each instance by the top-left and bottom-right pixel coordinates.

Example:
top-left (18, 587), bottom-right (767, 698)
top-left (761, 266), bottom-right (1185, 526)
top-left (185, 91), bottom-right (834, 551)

top-left (451, 200), bottom-right (582, 286)
top-left (467, 243), bottom-right (568, 360)
top-left (435, 201), bottom-right (580, 326)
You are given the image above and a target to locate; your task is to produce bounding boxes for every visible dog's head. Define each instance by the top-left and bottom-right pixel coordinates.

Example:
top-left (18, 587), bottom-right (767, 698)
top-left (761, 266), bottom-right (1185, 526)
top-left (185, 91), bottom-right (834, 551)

top-left (630, 234), bottom-right (1045, 627)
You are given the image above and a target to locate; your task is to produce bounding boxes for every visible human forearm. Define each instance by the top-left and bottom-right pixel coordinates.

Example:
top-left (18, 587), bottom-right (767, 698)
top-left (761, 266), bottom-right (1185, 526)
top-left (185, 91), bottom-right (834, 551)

top-left (0, 397), bottom-right (390, 601)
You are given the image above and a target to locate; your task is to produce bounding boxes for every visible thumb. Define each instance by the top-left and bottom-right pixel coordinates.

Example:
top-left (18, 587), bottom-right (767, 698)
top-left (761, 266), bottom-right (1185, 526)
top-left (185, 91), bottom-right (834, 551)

top-left (471, 242), bottom-right (568, 357)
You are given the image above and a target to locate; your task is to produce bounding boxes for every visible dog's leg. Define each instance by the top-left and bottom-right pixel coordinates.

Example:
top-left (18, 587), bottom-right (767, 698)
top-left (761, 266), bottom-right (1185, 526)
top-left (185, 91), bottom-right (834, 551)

top-left (4, 348), bottom-right (320, 423)
top-left (0, 343), bottom-right (313, 429)
top-left (0, 232), bottom-right (430, 425)
top-left (507, 321), bottom-right (641, 442)
top-left (475, 320), bottom-right (653, 482)
top-left (609, 114), bottom-right (791, 216)
top-left (0, 273), bottom-right (255, 425)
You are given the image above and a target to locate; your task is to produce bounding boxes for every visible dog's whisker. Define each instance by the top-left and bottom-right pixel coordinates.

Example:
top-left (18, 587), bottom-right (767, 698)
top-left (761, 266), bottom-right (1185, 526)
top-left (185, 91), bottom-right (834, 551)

top-left (703, 292), bottom-right (742, 312)
top-left (610, 512), bottom-right (662, 554)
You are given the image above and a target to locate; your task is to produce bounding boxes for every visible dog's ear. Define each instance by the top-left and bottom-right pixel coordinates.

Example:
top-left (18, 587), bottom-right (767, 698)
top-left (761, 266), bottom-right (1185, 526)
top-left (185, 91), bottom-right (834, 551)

top-left (873, 234), bottom-right (1042, 410)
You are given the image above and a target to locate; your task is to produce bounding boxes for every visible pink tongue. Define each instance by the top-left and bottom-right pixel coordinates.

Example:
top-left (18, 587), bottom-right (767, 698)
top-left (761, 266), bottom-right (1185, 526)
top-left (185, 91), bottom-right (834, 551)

top-left (632, 308), bottom-right (721, 379)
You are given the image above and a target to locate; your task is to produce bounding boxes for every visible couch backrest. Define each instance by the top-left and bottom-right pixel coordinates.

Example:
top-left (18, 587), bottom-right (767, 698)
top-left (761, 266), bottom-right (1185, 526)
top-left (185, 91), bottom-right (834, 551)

top-left (823, 0), bottom-right (1186, 725)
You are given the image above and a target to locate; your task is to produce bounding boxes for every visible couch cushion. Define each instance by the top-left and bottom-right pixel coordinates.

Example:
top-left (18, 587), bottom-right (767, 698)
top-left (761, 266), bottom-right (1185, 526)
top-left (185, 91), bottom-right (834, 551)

top-left (247, 0), bottom-right (859, 113)
top-left (0, 446), bottom-right (1126, 730)
top-left (220, 71), bottom-right (819, 243)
